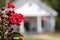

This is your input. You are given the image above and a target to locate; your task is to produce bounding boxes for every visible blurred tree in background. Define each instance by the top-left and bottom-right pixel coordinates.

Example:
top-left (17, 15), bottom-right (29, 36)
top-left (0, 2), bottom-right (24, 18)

top-left (42, 0), bottom-right (60, 16)
top-left (42, 0), bottom-right (60, 30)
top-left (0, 0), bottom-right (6, 8)
top-left (10, 0), bottom-right (15, 2)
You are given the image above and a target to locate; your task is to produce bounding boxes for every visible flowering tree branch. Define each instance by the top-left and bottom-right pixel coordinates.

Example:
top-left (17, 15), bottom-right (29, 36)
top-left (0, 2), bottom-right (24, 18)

top-left (0, 2), bottom-right (24, 40)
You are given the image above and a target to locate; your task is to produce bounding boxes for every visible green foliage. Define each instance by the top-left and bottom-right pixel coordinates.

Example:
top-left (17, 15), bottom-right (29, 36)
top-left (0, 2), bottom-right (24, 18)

top-left (42, 0), bottom-right (60, 29)
top-left (10, 0), bottom-right (15, 2)
top-left (0, 0), bottom-right (6, 8)
top-left (55, 17), bottom-right (60, 29)
top-left (9, 32), bottom-right (24, 37)
top-left (42, 0), bottom-right (59, 9)
top-left (0, 0), bottom-right (15, 8)
top-left (42, 0), bottom-right (60, 16)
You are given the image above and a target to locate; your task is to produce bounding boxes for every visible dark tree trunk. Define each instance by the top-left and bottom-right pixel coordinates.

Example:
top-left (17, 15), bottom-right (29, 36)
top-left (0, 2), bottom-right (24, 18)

top-left (1, 23), bottom-right (4, 40)
top-left (1, 32), bottom-right (4, 40)
top-left (1, 14), bottom-right (4, 40)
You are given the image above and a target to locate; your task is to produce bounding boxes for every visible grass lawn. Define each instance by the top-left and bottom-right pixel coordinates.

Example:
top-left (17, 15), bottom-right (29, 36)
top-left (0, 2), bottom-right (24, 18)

top-left (14, 37), bottom-right (44, 40)
top-left (0, 36), bottom-right (44, 40)
top-left (46, 33), bottom-right (60, 38)
top-left (24, 37), bottom-right (44, 40)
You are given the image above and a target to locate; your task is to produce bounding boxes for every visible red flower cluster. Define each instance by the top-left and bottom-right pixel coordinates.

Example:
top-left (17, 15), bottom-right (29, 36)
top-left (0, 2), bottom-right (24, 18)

top-left (5, 2), bottom-right (24, 26)
top-left (9, 11), bottom-right (24, 26)
top-left (6, 2), bottom-right (15, 8)
top-left (18, 37), bottom-right (23, 40)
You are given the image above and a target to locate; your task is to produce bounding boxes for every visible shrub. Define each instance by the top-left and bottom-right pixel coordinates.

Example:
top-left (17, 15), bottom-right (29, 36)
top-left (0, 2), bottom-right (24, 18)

top-left (55, 17), bottom-right (60, 29)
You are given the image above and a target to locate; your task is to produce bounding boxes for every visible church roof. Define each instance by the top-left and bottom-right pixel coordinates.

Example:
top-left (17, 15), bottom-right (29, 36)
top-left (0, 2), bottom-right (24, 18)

top-left (13, 0), bottom-right (58, 16)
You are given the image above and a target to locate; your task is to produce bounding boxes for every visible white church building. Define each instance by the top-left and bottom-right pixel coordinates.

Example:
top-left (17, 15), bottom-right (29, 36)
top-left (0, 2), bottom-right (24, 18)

top-left (10, 0), bottom-right (58, 33)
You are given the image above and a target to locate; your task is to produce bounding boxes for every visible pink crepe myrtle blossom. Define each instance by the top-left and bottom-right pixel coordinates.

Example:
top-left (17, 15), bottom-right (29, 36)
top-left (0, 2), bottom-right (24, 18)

top-left (6, 2), bottom-right (15, 8)
top-left (9, 13), bottom-right (24, 26)
top-left (0, 2), bottom-right (24, 40)
top-left (18, 37), bottom-right (23, 40)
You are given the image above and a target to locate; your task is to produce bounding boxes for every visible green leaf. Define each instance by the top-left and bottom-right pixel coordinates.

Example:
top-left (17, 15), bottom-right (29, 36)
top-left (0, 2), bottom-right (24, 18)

top-left (8, 32), bottom-right (24, 37)
top-left (0, 0), bottom-right (6, 8)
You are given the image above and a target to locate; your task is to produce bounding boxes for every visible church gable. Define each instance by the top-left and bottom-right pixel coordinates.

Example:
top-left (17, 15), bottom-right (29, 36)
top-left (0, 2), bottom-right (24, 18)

top-left (14, 0), bottom-right (57, 16)
top-left (15, 1), bottom-right (51, 16)
top-left (15, 0), bottom-right (40, 10)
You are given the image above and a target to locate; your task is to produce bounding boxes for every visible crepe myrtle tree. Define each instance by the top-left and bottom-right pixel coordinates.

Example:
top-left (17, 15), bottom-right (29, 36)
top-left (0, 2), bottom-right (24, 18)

top-left (0, 2), bottom-right (24, 40)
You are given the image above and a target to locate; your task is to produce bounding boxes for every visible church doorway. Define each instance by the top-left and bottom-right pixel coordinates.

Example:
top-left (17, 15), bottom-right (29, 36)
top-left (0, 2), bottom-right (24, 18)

top-left (24, 17), bottom-right (37, 33)
top-left (42, 16), bottom-right (51, 32)
top-left (24, 21), bottom-right (30, 32)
